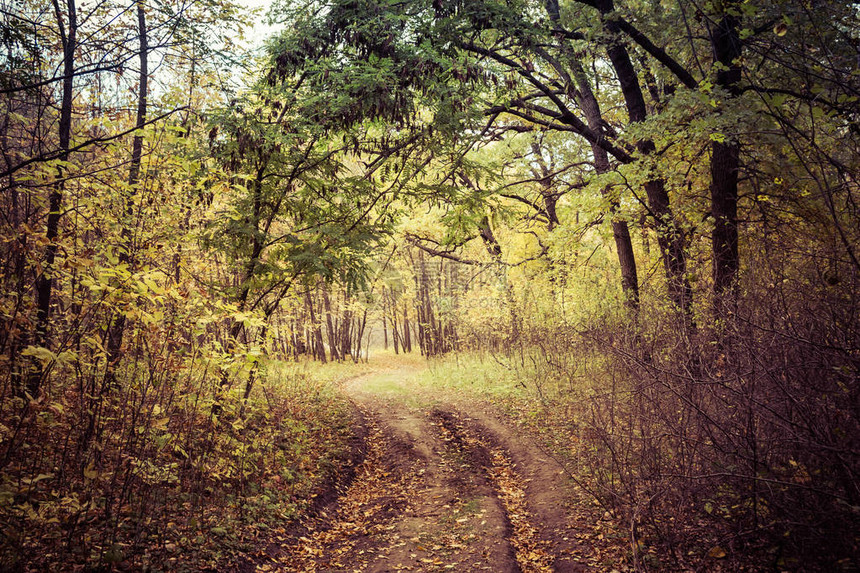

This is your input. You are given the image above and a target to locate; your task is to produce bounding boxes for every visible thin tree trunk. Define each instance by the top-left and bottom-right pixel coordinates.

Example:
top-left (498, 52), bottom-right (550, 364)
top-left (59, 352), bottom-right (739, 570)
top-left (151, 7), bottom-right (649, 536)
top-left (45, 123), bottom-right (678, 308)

top-left (390, 291), bottom-right (401, 354)
top-left (381, 287), bottom-right (387, 350)
top-left (340, 305), bottom-right (352, 360)
top-left (305, 289), bottom-right (326, 363)
top-left (239, 324), bottom-right (268, 417)
top-left (354, 310), bottom-right (368, 362)
top-left (322, 282), bottom-right (340, 361)
top-left (403, 304), bottom-right (411, 353)
top-left (6, 176), bottom-right (29, 394)
top-left (104, 0), bottom-right (148, 385)
top-left (27, 0), bottom-right (77, 398)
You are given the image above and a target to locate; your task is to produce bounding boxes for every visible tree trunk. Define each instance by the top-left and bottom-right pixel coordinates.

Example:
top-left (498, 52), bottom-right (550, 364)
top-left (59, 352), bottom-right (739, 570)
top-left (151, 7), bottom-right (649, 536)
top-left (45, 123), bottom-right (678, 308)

top-left (27, 0), bottom-right (77, 398)
top-left (710, 14), bottom-right (742, 309)
top-left (354, 310), bottom-right (368, 362)
top-left (414, 248), bottom-right (428, 355)
top-left (382, 286), bottom-right (389, 350)
top-left (104, 0), bottom-right (148, 385)
top-left (322, 282), bottom-right (340, 361)
top-left (391, 293), bottom-right (401, 354)
top-left (567, 54), bottom-right (640, 308)
top-left (595, 0), bottom-right (692, 316)
top-left (402, 304), bottom-right (412, 352)
top-left (644, 177), bottom-right (692, 313)
top-left (305, 289), bottom-right (326, 363)
top-left (340, 305), bottom-right (352, 360)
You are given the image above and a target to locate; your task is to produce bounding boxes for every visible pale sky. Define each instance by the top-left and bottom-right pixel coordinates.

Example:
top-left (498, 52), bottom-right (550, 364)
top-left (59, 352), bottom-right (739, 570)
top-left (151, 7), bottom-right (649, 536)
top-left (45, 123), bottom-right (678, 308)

top-left (236, 0), bottom-right (279, 50)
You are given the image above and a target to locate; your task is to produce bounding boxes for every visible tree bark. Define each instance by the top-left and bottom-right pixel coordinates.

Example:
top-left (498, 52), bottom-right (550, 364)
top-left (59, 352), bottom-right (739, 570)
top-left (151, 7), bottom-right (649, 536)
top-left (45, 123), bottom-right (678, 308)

top-left (567, 54), bottom-right (640, 308)
top-left (603, 15), bottom-right (691, 315)
top-left (305, 289), bottom-right (326, 363)
top-left (710, 14), bottom-right (742, 308)
top-left (381, 286), bottom-right (389, 350)
top-left (391, 292), bottom-right (401, 354)
top-left (402, 304), bottom-right (412, 352)
top-left (564, 0), bottom-right (691, 315)
top-left (322, 282), bottom-right (340, 361)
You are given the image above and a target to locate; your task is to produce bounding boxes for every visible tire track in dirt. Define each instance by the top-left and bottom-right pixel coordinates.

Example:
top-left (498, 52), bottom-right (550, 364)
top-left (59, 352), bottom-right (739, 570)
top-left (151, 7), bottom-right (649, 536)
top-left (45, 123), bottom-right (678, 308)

top-left (255, 366), bottom-right (598, 572)
top-left (431, 410), bottom-right (555, 572)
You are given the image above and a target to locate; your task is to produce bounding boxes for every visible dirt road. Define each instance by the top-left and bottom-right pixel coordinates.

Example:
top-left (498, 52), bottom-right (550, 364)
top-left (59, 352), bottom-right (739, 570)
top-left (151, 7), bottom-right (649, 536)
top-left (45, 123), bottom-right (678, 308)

top-left (257, 365), bottom-right (619, 572)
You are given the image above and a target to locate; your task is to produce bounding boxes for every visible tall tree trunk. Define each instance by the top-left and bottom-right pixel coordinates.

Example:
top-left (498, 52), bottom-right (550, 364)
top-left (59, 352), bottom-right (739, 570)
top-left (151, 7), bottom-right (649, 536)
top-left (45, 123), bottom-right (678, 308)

top-left (354, 310), bottom-right (368, 362)
top-left (239, 324), bottom-right (268, 417)
top-left (305, 289), bottom-right (326, 363)
top-left (381, 288), bottom-right (387, 350)
top-left (6, 159), bottom-right (29, 394)
top-left (710, 13), bottom-right (742, 309)
top-left (340, 307), bottom-right (353, 359)
top-left (214, 168), bottom-right (266, 414)
top-left (567, 55), bottom-right (640, 308)
top-left (390, 291), bottom-right (401, 354)
top-left (644, 177), bottom-right (692, 314)
top-left (27, 0), bottom-right (77, 398)
top-left (321, 282), bottom-right (340, 361)
top-left (402, 304), bottom-right (411, 352)
top-left (104, 0), bottom-right (148, 385)
top-left (415, 249), bottom-right (429, 355)
top-left (595, 0), bottom-right (692, 315)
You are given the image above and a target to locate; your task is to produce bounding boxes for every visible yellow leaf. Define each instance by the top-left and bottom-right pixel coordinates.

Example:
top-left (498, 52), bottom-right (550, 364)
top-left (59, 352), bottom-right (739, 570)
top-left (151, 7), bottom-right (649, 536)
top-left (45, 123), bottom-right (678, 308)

top-left (83, 463), bottom-right (99, 480)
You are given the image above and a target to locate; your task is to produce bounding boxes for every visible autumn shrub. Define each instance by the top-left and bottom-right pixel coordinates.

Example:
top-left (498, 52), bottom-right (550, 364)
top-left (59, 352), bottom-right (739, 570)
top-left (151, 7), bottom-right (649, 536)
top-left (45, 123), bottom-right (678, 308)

top-left (558, 272), bottom-right (860, 570)
top-left (0, 282), bottom-right (359, 572)
top-left (443, 259), bottom-right (858, 571)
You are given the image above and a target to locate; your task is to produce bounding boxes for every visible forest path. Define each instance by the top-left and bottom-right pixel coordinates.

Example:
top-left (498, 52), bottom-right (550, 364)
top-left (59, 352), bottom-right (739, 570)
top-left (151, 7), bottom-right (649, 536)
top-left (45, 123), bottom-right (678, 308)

top-left (257, 362), bottom-right (608, 572)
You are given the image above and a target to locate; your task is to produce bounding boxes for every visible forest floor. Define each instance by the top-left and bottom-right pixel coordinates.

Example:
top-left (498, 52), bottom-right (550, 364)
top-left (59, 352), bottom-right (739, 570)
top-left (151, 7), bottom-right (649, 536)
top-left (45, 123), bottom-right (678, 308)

top-left (249, 360), bottom-right (630, 572)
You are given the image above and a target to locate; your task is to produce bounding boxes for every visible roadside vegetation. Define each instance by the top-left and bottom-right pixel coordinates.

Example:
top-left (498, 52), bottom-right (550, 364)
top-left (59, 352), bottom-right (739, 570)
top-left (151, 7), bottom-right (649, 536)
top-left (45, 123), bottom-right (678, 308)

top-left (0, 352), bottom-right (361, 571)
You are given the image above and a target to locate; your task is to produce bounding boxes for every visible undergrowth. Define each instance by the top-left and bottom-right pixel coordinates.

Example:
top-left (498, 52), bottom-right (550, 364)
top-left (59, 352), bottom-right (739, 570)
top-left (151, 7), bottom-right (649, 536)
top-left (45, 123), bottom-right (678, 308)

top-left (0, 356), bottom-right (363, 572)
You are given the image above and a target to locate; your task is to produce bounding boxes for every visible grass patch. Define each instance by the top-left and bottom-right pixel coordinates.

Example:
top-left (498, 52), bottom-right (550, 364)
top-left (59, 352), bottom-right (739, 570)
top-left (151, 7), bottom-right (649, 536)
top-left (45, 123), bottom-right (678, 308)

top-left (414, 348), bottom-right (605, 493)
top-left (421, 352), bottom-right (525, 398)
top-left (415, 350), bottom-right (579, 432)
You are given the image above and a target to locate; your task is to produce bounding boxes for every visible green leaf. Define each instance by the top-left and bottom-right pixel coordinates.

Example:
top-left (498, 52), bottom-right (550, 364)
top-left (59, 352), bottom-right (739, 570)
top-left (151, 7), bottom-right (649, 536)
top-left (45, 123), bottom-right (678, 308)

top-left (21, 346), bottom-right (56, 366)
